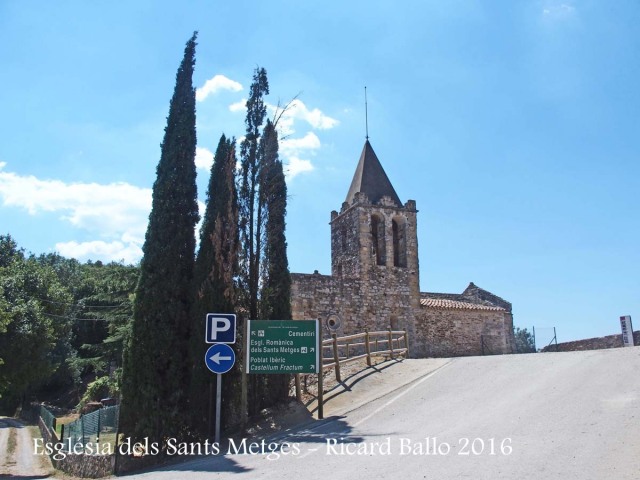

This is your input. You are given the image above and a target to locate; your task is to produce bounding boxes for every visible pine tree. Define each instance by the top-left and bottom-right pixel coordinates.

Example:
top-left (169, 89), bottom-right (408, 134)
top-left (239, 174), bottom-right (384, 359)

top-left (120, 32), bottom-right (199, 444)
top-left (189, 134), bottom-right (240, 434)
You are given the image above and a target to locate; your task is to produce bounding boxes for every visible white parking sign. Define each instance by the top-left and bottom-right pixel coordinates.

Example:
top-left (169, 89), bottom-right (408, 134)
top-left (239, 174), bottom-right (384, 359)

top-left (205, 313), bottom-right (236, 344)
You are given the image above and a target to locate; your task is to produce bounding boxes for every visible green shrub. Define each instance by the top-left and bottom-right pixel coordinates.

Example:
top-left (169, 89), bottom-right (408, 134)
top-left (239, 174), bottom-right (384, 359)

top-left (77, 373), bottom-right (120, 410)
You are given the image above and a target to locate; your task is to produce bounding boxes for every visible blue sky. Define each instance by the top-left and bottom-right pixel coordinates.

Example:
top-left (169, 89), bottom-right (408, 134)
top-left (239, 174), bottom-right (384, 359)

top-left (1, 1), bottom-right (638, 343)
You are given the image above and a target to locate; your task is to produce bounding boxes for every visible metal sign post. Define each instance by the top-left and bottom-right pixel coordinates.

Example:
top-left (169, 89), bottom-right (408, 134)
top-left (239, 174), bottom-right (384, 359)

top-left (204, 344), bottom-right (235, 444)
top-left (215, 373), bottom-right (222, 444)
top-left (204, 313), bottom-right (237, 444)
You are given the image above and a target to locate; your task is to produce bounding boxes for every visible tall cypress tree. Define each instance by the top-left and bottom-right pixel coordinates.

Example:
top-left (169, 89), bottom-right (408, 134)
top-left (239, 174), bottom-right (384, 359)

top-left (238, 70), bottom-right (293, 415)
top-left (238, 67), bottom-right (269, 323)
top-left (260, 120), bottom-right (291, 321)
top-left (237, 68), bottom-right (269, 416)
top-left (259, 120), bottom-right (292, 402)
top-left (120, 32), bottom-right (199, 444)
top-left (189, 134), bottom-right (240, 434)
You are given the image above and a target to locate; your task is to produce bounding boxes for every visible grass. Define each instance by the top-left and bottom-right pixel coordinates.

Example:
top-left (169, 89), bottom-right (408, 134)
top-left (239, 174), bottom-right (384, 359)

top-left (27, 425), bottom-right (56, 476)
top-left (27, 425), bottom-right (40, 437)
top-left (7, 427), bottom-right (17, 456)
top-left (54, 413), bottom-right (79, 437)
top-left (52, 414), bottom-right (120, 450)
top-left (98, 432), bottom-right (118, 446)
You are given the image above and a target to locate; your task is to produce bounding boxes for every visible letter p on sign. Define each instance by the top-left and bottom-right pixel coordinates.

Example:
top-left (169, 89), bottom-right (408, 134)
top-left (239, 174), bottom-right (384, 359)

top-left (205, 313), bottom-right (236, 344)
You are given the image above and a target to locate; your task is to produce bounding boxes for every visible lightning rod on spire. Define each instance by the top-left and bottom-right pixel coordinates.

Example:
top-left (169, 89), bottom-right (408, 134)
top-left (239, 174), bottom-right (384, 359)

top-left (365, 86), bottom-right (369, 141)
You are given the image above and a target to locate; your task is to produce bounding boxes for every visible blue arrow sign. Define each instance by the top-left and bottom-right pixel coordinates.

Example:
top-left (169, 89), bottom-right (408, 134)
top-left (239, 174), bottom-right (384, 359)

top-left (205, 344), bottom-right (235, 374)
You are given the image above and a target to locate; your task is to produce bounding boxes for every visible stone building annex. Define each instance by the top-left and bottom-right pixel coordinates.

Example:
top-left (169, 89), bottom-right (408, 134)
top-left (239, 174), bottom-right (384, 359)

top-left (290, 140), bottom-right (516, 357)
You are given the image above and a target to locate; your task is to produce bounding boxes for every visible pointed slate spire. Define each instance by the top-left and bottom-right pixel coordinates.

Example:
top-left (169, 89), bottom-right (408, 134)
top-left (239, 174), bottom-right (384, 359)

top-left (345, 140), bottom-right (402, 206)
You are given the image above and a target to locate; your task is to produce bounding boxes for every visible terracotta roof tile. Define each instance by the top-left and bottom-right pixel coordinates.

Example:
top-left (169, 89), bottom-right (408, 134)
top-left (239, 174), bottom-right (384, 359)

top-left (420, 297), bottom-right (505, 312)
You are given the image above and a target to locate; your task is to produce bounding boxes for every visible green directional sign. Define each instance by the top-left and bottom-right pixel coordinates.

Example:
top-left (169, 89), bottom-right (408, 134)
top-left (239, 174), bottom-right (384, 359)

top-left (246, 320), bottom-right (319, 374)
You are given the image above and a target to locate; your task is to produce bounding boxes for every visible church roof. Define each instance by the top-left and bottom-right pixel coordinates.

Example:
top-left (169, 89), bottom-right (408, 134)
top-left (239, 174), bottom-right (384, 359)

top-left (420, 297), bottom-right (506, 312)
top-left (420, 283), bottom-right (512, 312)
top-left (461, 282), bottom-right (512, 312)
top-left (345, 140), bottom-right (402, 207)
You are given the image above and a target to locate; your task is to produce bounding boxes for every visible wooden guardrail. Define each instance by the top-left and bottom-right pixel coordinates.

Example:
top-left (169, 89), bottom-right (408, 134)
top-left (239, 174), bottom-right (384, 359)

top-left (295, 326), bottom-right (409, 419)
top-left (322, 328), bottom-right (409, 383)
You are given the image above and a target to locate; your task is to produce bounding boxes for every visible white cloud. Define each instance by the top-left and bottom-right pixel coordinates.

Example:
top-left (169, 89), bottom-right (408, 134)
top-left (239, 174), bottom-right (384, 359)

top-left (543, 3), bottom-right (575, 18)
top-left (285, 157), bottom-right (314, 180)
top-left (195, 146), bottom-right (214, 171)
top-left (274, 99), bottom-right (339, 132)
top-left (0, 167), bottom-right (150, 232)
top-left (228, 97), bottom-right (338, 181)
top-left (280, 132), bottom-right (321, 157)
top-left (195, 199), bottom-right (206, 245)
top-left (229, 99), bottom-right (246, 112)
top-left (196, 74), bottom-right (243, 102)
top-left (55, 239), bottom-right (143, 264)
top-left (271, 100), bottom-right (337, 179)
top-left (0, 162), bottom-right (151, 262)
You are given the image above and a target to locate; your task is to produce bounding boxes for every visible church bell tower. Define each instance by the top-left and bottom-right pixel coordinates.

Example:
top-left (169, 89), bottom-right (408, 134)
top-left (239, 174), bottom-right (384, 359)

top-left (330, 140), bottom-right (421, 329)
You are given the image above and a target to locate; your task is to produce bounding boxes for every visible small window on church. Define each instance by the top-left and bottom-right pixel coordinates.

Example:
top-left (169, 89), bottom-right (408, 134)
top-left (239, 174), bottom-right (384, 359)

top-left (371, 214), bottom-right (386, 266)
top-left (341, 227), bottom-right (347, 251)
top-left (393, 217), bottom-right (407, 268)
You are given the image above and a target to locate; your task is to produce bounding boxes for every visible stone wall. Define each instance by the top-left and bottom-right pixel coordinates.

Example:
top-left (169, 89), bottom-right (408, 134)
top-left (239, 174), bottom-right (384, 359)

top-left (290, 272), bottom-right (514, 358)
top-left (290, 271), bottom-right (418, 355)
top-left (542, 331), bottom-right (639, 352)
top-left (37, 416), bottom-right (115, 478)
top-left (292, 194), bottom-right (422, 355)
top-left (415, 308), bottom-right (513, 357)
top-left (330, 195), bottom-right (419, 284)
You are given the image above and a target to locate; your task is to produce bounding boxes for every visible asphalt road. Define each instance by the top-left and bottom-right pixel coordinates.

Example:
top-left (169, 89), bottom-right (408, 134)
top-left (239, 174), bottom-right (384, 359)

top-left (125, 346), bottom-right (640, 480)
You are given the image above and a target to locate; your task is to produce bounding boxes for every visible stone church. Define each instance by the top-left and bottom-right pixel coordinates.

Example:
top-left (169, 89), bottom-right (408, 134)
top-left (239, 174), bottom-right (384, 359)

top-left (290, 140), bottom-right (515, 357)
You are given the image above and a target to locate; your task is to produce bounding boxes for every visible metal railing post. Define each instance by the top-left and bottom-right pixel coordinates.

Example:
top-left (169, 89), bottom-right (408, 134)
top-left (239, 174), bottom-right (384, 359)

top-left (96, 409), bottom-right (101, 444)
top-left (388, 328), bottom-right (394, 359)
